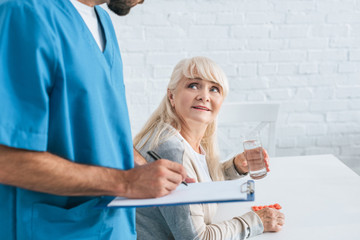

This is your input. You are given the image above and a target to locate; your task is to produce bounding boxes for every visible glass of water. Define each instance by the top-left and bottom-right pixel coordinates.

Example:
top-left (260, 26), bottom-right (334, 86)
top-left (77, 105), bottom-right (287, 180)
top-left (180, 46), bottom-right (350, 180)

top-left (243, 134), bottom-right (267, 180)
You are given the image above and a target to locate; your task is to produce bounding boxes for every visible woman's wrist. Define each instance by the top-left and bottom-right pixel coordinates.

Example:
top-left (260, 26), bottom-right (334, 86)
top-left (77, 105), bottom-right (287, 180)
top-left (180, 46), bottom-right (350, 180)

top-left (233, 154), bottom-right (248, 175)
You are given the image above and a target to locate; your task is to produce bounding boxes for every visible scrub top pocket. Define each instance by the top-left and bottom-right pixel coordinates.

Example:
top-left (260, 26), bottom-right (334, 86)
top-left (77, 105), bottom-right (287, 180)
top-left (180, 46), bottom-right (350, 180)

top-left (31, 198), bottom-right (109, 240)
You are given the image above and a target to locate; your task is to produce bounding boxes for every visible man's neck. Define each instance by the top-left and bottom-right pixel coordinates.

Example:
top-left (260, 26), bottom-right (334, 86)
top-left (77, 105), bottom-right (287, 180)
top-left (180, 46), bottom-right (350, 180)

top-left (76, 0), bottom-right (107, 7)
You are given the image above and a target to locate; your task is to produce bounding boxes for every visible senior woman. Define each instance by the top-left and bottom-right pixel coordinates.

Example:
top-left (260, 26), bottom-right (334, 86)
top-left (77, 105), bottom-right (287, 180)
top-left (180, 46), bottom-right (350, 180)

top-left (134, 56), bottom-right (284, 239)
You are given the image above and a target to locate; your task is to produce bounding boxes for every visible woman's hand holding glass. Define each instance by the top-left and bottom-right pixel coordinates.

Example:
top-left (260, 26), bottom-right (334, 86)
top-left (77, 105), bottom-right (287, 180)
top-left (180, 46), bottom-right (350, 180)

top-left (233, 148), bottom-right (270, 175)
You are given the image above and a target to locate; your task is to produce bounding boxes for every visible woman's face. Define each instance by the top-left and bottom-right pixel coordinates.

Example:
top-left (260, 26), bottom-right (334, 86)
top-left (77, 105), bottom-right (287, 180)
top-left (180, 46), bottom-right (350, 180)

top-left (169, 77), bottom-right (224, 127)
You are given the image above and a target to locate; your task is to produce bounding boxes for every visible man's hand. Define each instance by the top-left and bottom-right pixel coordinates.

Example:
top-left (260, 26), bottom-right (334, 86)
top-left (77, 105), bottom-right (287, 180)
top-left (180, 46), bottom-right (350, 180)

top-left (120, 159), bottom-right (187, 198)
top-left (255, 207), bottom-right (285, 232)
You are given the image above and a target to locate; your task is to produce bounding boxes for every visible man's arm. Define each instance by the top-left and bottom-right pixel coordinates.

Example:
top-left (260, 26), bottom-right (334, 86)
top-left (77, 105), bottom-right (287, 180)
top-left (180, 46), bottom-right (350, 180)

top-left (0, 145), bottom-right (187, 198)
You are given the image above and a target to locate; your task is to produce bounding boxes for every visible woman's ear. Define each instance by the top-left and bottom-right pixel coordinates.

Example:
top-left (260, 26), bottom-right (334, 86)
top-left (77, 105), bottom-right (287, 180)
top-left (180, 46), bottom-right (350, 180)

top-left (167, 89), bottom-right (175, 107)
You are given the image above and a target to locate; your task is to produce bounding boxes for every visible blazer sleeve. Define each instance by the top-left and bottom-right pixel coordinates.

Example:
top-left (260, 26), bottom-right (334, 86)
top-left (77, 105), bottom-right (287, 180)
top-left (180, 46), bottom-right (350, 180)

top-left (180, 150), bottom-right (263, 239)
top-left (153, 137), bottom-right (200, 240)
top-left (190, 203), bottom-right (264, 240)
top-left (222, 158), bottom-right (248, 180)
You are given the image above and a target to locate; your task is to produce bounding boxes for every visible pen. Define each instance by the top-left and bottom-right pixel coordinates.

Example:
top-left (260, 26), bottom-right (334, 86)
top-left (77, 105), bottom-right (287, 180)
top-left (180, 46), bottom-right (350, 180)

top-left (147, 150), bottom-right (188, 186)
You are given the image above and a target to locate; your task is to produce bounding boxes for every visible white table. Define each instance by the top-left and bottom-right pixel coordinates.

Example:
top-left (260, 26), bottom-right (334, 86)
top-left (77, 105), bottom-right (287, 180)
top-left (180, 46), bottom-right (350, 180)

top-left (213, 154), bottom-right (360, 240)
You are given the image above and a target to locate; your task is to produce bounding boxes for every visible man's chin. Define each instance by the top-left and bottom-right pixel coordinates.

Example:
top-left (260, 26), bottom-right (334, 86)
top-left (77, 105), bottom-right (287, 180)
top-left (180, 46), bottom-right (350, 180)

top-left (107, 2), bottom-right (131, 16)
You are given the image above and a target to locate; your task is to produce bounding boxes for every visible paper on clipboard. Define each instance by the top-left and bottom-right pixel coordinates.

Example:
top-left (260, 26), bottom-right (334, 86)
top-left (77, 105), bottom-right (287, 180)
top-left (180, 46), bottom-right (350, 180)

top-left (97, 179), bottom-right (255, 208)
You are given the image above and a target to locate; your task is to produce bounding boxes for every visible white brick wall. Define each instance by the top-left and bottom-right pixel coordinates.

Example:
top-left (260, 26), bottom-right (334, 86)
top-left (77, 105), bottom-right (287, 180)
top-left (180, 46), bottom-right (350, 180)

top-left (105, 0), bottom-right (360, 175)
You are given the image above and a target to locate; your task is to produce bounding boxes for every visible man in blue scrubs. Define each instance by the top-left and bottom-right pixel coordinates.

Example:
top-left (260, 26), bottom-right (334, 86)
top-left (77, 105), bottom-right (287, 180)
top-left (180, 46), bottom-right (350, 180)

top-left (0, 0), bottom-right (188, 239)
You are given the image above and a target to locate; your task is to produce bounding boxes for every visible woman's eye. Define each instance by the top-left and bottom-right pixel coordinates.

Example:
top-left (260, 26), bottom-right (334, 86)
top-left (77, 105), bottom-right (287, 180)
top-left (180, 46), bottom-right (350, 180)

top-left (210, 86), bottom-right (220, 93)
top-left (188, 83), bottom-right (198, 89)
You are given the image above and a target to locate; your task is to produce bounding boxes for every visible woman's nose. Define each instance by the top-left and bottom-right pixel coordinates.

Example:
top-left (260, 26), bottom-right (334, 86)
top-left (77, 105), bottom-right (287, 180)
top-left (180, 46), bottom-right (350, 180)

top-left (196, 89), bottom-right (210, 102)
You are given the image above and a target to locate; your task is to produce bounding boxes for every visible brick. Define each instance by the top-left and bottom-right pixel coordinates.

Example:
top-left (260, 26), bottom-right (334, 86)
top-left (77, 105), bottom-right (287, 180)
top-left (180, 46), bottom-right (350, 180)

top-left (265, 89), bottom-right (291, 100)
top-left (122, 53), bottom-right (145, 65)
top-left (313, 87), bottom-right (335, 99)
top-left (259, 64), bottom-right (277, 75)
top-left (288, 113), bottom-right (324, 122)
top-left (327, 111), bottom-right (360, 122)
top-left (146, 26), bottom-right (186, 39)
top-left (271, 26), bottom-right (309, 39)
top-left (349, 100), bottom-right (360, 110)
top-left (289, 38), bottom-right (328, 49)
top-left (277, 64), bottom-right (298, 75)
top-left (338, 62), bottom-right (360, 73)
top-left (327, 12), bottom-right (360, 23)
top-left (274, 1), bottom-right (316, 12)
top-left (241, 0), bottom-right (274, 11)
top-left (305, 147), bottom-right (340, 155)
top-left (163, 39), bottom-right (208, 52)
top-left (230, 51), bottom-right (269, 63)
top-left (308, 50), bottom-right (348, 61)
top-left (270, 76), bottom-right (308, 88)
top-left (270, 51), bottom-right (306, 62)
top-left (247, 92), bottom-right (266, 101)
top-left (196, 13), bottom-right (217, 25)
top-left (146, 53), bottom-right (187, 65)
top-left (281, 101), bottom-right (308, 112)
top-left (317, 1), bottom-right (357, 12)
top-left (208, 39), bottom-right (246, 51)
top-left (278, 137), bottom-right (297, 148)
top-left (245, 12), bottom-right (286, 24)
top-left (294, 88), bottom-right (313, 99)
top-left (226, 91), bottom-right (247, 102)
top-left (311, 25), bottom-right (349, 37)
top-left (316, 135), bottom-right (351, 147)
top-left (124, 78), bottom-right (147, 92)
top-left (183, 40), bottom-right (209, 51)
top-left (299, 64), bottom-right (318, 74)
top-left (114, 26), bottom-right (143, 39)
top-left (189, 26), bottom-right (229, 39)
top-left (336, 87), bottom-right (360, 98)
top-left (306, 124), bottom-right (327, 136)
top-left (330, 38), bottom-right (360, 48)
top-left (129, 93), bottom-right (150, 105)
top-left (124, 66), bottom-right (149, 78)
top-left (328, 123), bottom-right (360, 134)
top-left (142, 13), bottom-right (169, 26)
top-left (231, 26), bottom-right (270, 38)
top-left (297, 136), bottom-right (317, 148)
top-left (153, 66), bottom-right (173, 78)
top-left (307, 75), bottom-right (338, 87)
top-left (319, 63), bottom-right (338, 74)
top-left (341, 146), bottom-right (360, 156)
top-left (309, 100), bottom-right (348, 112)
top-left (247, 39), bottom-right (285, 50)
top-left (278, 126), bottom-right (306, 136)
top-left (199, 52), bottom-right (229, 64)
top-left (233, 78), bottom-right (268, 89)
top-left (286, 12), bottom-right (325, 24)
top-left (350, 24), bottom-right (360, 37)
top-left (276, 148), bottom-right (304, 157)
top-left (350, 50), bottom-right (360, 60)
top-left (221, 65), bottom-right (237, 77)
top-left (238, 64), bottom-right (257, 76)
top-left (216, 13), bottom-right (244, 25)
top-left (119, 39), bottom-right (163, 52)
top-left (168, 12), bottom-right (195, 25)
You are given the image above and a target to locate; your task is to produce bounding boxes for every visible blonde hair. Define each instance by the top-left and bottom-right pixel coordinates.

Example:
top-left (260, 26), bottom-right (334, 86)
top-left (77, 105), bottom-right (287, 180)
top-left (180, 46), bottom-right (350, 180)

top-left (133, 56), bottom-right (229, 181)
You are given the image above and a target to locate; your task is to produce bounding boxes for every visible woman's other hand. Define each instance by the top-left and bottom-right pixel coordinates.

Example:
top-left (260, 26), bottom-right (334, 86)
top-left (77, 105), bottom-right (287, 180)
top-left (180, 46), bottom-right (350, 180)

top-left (255, 207), bottom-right (285, 232)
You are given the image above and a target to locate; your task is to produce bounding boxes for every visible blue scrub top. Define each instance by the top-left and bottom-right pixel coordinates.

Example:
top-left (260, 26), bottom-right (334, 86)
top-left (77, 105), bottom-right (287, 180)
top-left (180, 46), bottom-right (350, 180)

top-left (0, 0), bottom-right (136, 239)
